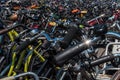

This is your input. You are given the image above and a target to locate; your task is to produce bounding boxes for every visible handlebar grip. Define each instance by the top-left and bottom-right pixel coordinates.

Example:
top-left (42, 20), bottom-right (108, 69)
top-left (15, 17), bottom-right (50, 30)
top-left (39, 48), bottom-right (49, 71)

top-left (89, 55), bottom-right (115, 67)
top-left (54, 37), bottom-right (100, 66)
top-left (0, 76), bottom-right (14, 80)
top-left (61, 23), bottom-right (78, 48)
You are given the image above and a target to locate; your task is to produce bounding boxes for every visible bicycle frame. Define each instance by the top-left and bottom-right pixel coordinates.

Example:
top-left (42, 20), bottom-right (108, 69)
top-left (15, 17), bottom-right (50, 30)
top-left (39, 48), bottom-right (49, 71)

top-left (7, 29), bottom-right (18, 42)
top-left (7, 38), bottom-right (45, 80)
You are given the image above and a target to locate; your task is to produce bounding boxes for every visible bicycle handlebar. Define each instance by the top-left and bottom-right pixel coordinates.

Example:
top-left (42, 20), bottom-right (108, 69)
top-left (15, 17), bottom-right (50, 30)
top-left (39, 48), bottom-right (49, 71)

top-left (71, 54), bottom-right (120, 72)
top-left (0, 72), bottom-right (39, 80)
top-left (0, 24), bottom-right (25, 35)
top-left (84, 54), bottom-right (120, 67)
top-left (89, 54), bottom-right (115, 67)
top-left (15, 72), bottom-right (39, 80)
top-left (15, 30), bottom-right (64, 54)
